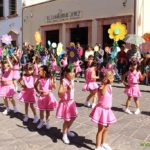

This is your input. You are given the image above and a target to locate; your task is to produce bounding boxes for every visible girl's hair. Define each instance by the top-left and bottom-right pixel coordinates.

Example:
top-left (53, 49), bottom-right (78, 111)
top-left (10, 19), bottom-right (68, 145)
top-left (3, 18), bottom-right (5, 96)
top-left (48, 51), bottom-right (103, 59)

top-left (1, 59), bottom-right (8, 65)
top-left (89, 61), bottom-right (97, 68)
top-left (62, 54), bottom-right (67, 58)
top-left (40, 65), bottom-right (51, 78)
top-left (88, 55), bottom-right (94, 60)
top-left (24, 63), bottom-right (33, 71)
top-left (64, 66), bottom-right (72, 77)
top-left (102, 71), bottom-right (114, 84)
top-left (130, 61), bottom-right (140, 71)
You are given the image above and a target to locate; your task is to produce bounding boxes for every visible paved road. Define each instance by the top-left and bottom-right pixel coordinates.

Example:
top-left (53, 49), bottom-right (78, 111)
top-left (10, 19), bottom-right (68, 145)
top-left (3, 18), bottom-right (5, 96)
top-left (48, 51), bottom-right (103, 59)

top-left (0, 81), bottom-right (150, 150)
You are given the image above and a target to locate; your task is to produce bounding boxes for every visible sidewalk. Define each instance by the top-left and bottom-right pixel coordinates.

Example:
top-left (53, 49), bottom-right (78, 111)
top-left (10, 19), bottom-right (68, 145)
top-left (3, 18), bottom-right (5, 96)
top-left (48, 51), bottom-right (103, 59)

top-left (0, 82), bottom-right (149, 150)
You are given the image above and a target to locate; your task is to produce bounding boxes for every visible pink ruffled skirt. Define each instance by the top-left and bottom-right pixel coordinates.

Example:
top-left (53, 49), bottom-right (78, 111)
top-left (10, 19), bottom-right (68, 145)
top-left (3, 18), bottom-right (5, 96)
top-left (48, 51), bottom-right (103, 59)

top-left (18, 88), bottom-right (36, 103)
top-left (56, 100), bottom-right (78, 121)
top-left (124, 85), bottom-right (141, 97)
top-left (0, 84), bottom-right (16, 97)
top-left (90, 104), bottom-right (117, 126)
top-left (52, 65), bottom-right (60, 72)
top-left (75, 66), bottom-right (82, 74)
top-left (37, 93), bottom-right (57, 110)
top-left (82, 82), bottom-right (98, 91)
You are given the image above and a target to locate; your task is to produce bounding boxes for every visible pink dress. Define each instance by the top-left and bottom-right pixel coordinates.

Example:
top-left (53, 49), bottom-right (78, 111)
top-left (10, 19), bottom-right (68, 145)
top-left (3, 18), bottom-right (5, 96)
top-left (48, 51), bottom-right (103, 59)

top-left (0, 69), bottom-right (15, 97)
top-left (52, 59), bottom-right (60, 71)
top-left (18, 75), bottom-right (36, 103)
top-left (90, 85), bottom-right (117, 126)
top-left (56, 79), bottom-right (78, 121)
top-left (74, 60), bottom-right (82, 74)
top-left (124, 70), bottom-right (141, 97)
top-left (37, 78), bottom-right (57, 110)
top-left (82, 67), bottom-right (98, 91)
top-left (13, 63), bottom-right (20, 80)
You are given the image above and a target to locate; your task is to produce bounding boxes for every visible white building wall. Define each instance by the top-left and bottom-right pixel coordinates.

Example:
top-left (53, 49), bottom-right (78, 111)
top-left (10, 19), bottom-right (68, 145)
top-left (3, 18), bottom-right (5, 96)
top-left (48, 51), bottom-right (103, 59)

top-left (0, 0), bottom-right (22, 47)
top-left (23, 0), bottom-right (50, 6)
top-left (136, 0), bottom-right (150, 36)
top-left (23, 0), bottom-right (135, 46)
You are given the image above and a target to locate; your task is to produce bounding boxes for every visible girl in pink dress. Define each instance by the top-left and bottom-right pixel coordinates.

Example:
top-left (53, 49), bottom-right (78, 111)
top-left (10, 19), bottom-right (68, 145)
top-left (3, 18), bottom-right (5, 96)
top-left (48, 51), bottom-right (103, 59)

top-left (35, 65), bottom-right (57, 129)
top-left (122, 61), bottom-right (145, 115)
top-left (56, 68), bottom-right (78, 144)
top-left (33, 55), bottom-right (41, 79)
top-left (74, 59), bottom-right (83, 79)
top-left (0, 56), bottom-right (18, 115)
top-left (18, 63), bottom-right (39, 123)
top-left (51, 55), bottom-right (60, 75)
top-left (90, 71), bottom-right (117, 150)
top-left (82, 62), bottom-right (99, 108)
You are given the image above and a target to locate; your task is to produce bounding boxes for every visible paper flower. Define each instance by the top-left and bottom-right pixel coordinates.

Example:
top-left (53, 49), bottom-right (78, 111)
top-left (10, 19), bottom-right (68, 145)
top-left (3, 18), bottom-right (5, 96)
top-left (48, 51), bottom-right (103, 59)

top-left (143, 32), bottom-right (150, 41)
top-left (94, 45), bottom-right (99, 52)
top-left (35, 31), bottom-right (42, 44)
top-left (1, 34), bottom-right (12, 45)
top-left (47, 40), bottom-right (51, 46)
top-left (57, 42), bottom-right (64, 56)
top-left (52, 42), bottom-right (57, 48)
top-left (67, 46), bottom-right (78, 63)
top-left (140, 42), bottom-right (150, 54)
top-left (108, 22), bottom-right (127, 41)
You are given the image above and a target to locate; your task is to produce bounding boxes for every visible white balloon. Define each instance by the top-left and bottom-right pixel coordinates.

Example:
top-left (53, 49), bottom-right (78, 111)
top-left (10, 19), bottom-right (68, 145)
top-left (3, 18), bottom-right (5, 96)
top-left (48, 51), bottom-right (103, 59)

top-left (52, 42), bottom-right (57, 48)
top-left (47, 40), bottom-right (51, 46)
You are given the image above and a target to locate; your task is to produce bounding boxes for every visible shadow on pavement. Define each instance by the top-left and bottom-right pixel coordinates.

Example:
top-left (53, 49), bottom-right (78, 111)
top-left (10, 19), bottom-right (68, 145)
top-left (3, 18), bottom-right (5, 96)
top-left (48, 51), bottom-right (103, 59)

top-left (3, 110), bottom-right (95, 149)
top-left (140, 89), bottom-right (150, 93)
top-left (112, 106), bottom-right (124, 112)
top-left (141, 111), bottom-right (150, 116)
top-left (0, 103), bottom-right (5, 112)
top-left (112, 85), bottom-right (124, 89)
top-left (70, 134), bottom-right (95, 150)
top-left (76, 102), bottom-right (85, 107)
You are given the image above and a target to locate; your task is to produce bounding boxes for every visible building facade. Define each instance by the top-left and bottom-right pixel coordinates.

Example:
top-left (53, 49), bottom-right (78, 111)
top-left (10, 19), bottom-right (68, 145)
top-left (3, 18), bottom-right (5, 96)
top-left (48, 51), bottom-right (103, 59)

top-left (0, 0), bottom-right (22, 47)
top-left (22, 0), bottom-right (150, 48)
top-left (0, 0), bottom-right (49, 47)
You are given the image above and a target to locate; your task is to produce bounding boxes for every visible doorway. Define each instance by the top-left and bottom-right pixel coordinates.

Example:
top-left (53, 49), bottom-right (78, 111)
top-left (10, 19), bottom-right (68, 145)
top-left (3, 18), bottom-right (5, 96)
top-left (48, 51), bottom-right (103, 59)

top-left (45, 30), bottom-right (59, 48)
top-left (70, 26), bottom-right (88, 48)
top-left (102, 25), bottom-right (113, 48)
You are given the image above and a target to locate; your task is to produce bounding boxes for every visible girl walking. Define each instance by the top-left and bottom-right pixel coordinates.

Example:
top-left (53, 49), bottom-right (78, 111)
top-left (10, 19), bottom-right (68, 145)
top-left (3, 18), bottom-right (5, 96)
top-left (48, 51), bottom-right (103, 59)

top-left (122, 61), bottom-right (145, 114)
top-left (56, 68), bottom-right (78, 144)
top-left (35, 65), bottom-right (57, 129)
top-left (18, 63), bottom-right (39, 123)
top-left (0, 56), bottom-right (18, 115)
top-left (90, 71), bottom-right (117, 150)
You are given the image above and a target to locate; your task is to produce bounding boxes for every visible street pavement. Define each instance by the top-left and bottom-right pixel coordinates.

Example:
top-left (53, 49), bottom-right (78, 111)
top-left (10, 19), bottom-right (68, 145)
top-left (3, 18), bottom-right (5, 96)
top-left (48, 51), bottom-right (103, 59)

top-left (0, 81), bottom-right (150, 150)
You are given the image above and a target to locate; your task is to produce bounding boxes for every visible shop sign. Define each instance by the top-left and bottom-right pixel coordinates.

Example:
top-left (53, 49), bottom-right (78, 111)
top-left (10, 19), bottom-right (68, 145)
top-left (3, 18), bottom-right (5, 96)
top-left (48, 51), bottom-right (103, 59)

top-left (46, 9), bottom-right (82, 23)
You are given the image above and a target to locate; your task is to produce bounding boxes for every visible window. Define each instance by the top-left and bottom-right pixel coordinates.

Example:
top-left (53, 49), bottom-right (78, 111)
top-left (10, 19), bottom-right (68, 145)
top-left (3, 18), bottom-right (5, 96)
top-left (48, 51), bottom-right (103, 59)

top-left (0, 0), bottom-right (4, 17)
top-left (9, 0), bottom-right (17, 15)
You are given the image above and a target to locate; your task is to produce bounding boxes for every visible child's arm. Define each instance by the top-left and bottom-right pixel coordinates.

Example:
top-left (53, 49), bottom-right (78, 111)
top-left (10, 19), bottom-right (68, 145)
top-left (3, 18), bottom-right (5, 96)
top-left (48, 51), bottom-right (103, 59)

top-left (12, 54), bottom-right (19, 63)
top-left (91, 70), bottom-right (99, 80)
top-left (139, 71), bottom-right (146, 81)
top-left (18, 77), bottom-right (26, 88)
top-left (122, 72), bottom-right (128, 86)
top-left (34, 79), bottom-right (40, 94)
top-left (52, 77), bottom-right (56, 89)
top-left (100, 83), bottom-right (109, 95)
top-left (6, 55), bottom-right (13, 69)
top-left (58, 80), bottom-right (66, 98)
